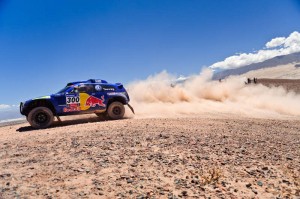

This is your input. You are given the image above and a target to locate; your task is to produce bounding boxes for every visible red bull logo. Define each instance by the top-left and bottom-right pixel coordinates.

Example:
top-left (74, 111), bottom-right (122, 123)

top-left (85, 95), bottom-right (105, 107)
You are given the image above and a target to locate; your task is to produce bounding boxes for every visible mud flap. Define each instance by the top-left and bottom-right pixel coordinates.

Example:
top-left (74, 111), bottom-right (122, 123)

top-left (127, 104), bottom-right (135, 114)
top-left (56, 116), bottom-right (62, 122)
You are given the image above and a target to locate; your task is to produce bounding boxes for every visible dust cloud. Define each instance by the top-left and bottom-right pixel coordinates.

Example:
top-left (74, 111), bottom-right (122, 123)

top-left (126, 69), bottom-right (300, 119)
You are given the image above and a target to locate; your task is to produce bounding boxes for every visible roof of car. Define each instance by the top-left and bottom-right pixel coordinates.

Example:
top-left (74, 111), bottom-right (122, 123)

top-left (66, 79), bottom-right (108, 86)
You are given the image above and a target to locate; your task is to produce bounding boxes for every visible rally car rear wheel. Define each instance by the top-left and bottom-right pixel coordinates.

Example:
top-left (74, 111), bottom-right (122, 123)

top-left (28, 107), bottom-right (54, 129)
top-left (107, 102), bottom-right (125, 120)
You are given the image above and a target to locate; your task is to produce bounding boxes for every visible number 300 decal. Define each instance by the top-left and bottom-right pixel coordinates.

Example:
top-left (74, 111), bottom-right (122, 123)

top-left (66, 96), bottom-right (80, 104)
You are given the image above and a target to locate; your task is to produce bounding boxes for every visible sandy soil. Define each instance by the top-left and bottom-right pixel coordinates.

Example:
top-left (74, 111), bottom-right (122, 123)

top-left (243, 64), bottom-right (300, 80)
top-left (0, 114), bottom-right (299, 199)
top-left (258, 79), bottom-right (300, 94)
top-left (235, 63), bottom-right (300, 93)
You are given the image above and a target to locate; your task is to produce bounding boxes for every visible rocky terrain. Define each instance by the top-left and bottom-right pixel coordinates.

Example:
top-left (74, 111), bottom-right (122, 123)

top-left (0, 114), bottom-right (299, 199)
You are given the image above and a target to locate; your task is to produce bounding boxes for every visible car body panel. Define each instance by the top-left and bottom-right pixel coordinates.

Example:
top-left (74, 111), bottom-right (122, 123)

top-left (20, 79), bottom-right (131, 117)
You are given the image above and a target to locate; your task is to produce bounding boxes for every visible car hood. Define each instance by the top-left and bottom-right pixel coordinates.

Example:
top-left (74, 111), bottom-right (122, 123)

top-left (32, 95), bottom-right (51, 100)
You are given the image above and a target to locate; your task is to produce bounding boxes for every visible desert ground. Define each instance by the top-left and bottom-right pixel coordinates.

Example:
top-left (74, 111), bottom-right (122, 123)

top-left (1, 75), bottom-right (300, 199)
top-left (258, 79), bottom-right (300, 94)
top-left (0, 113), bottom-right (299, 199)
top-left (243, 64), bottom-right (300, 80)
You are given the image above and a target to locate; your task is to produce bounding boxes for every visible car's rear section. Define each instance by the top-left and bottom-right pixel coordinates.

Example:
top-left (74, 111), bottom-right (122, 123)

top-left (94, 81), bottom-right (134, 119)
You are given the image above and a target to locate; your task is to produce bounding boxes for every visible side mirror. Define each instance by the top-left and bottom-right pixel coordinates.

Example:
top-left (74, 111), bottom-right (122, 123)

top-left (69, 89), bottom-right (78, 94)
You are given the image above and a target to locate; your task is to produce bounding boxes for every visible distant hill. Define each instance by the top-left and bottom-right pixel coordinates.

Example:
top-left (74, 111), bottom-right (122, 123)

top-left (212, 52), bottom-right (300, 80)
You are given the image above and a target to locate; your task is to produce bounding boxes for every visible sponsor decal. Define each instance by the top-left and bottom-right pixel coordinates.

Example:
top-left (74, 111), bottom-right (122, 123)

top-left (64, 95), bottom-right (81, 112)
top-left (77, 93), bottom-right (106, 111)
top-left (63, 104), bottom-right (81, 112)
top-left (85, 95), bottom-right (106, 107)
top-left (95, 85), bottom-right (102, 91)
top-left (103, 87), bottom-right (115, 91)
top-left (79, 93), bottom-right (90, 111)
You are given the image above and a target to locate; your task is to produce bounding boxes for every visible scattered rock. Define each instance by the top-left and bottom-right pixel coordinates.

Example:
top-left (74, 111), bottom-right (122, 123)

top-left (221, 181), bottom-right (226, 187)
top-left (262, 167), bottom-right (268, 171)
top-left (286, 157), bottom-right (293, 160)
top-left (252, 189), bottom-right (258, 194)
top-left (257, 181), bottom-right (263, 186)
top-left (282, 179), bottom-right (290, 184)
top-left (1, 117), bottom-right (299, 198)
top-left (246, 183), bottom-right (252, 188)
top-left (127, 179), bottom-right (134, 183)
top-left (182, 190), bottom-right (188, 196)
top-left (136, 195), bottom-right (145, 199)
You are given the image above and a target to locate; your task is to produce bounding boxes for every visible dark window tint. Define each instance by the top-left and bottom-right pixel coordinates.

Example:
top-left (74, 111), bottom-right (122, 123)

top-left (78, 84), bottom-right (95, 93)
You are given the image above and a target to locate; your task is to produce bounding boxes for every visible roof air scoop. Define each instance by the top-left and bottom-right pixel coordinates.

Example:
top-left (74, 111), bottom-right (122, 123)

top-left (88, 79), bottom-right (108, 83)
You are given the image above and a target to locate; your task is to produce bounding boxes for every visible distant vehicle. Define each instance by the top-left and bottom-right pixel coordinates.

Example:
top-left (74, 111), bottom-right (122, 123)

top-left (20, 79), bottom-right (134, 129)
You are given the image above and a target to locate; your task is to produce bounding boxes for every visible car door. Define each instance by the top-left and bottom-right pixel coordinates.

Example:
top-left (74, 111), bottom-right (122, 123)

top-left (53, 86), bottom-right (79, 115)
top-left (78, 84), bottom-right (106, 113)
top-left (63, 87), bottom-right (81, 114)
top-left (93, 84), bottom-right (107, 110)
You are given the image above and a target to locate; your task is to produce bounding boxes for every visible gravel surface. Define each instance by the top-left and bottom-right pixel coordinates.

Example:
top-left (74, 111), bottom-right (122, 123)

top-left (0, 115), bottom-right (299, 198)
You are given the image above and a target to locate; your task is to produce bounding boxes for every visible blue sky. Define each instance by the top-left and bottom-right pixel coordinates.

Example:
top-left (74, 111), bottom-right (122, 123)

top-left (1, 0), bottom-right (300, 105)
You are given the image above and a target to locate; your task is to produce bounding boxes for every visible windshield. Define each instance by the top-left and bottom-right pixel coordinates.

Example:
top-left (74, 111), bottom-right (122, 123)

top-left (56, 86), bottom-right (73, 94)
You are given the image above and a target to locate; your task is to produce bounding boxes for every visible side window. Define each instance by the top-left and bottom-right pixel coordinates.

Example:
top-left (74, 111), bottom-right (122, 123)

top-left (86, 85), bottom-right (95, 93)
top-left (78, 85), bottom-right (95, 93)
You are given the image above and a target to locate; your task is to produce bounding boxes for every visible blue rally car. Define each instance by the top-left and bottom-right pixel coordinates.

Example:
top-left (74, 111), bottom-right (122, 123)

top-left (20, 79), bottom-right (134, 129)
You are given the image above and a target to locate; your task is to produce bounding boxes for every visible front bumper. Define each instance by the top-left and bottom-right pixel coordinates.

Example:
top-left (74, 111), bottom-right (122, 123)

top-left (20, 102), bottom-right (29, 115)
top-left (20, 102), bottom-right (24, 115)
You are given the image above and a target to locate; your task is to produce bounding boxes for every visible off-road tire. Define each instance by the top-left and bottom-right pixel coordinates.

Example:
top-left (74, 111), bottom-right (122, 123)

top-left (107, 102), bottom-right (125, 120)
top-left (28, 107), bottom-right (54, 129)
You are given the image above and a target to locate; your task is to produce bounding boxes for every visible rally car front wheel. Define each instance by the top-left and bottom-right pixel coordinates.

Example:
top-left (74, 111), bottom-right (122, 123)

top-left (107, 102), bottom-right (125, 120)
top-left (28, 107), bottom-right (54, 129)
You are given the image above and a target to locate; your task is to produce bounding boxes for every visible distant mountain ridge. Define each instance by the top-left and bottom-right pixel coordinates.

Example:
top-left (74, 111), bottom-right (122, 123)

top-left (212, 52), bottom-right (300, 80)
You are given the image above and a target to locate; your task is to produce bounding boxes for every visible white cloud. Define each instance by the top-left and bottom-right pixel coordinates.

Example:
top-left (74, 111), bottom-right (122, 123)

top-left (0, 104), bottom-right (12, 109)
top-left (210, 31), bottom-right (300, 70)
top-left (266, 37), bottom-right (286, 48)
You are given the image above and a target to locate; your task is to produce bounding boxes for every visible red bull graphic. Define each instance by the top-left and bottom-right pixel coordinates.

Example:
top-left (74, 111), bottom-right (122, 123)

top-left (85, 95), bottom-right (105, 107)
